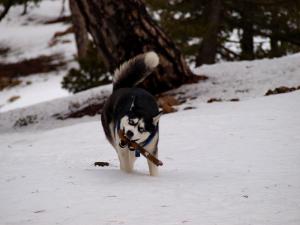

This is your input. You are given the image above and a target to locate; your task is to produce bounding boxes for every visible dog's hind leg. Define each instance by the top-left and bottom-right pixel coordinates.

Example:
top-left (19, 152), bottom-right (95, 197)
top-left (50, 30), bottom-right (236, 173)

top-left (147, 158), bottom-right (158, 176)
top-left (147, 149), bottom-right (159, 176)
top-left (146, 143), bottom-right (159, 176)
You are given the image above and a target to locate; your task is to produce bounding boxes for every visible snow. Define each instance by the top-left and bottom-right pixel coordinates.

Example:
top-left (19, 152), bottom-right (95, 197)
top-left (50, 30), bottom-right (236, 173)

top-left (0, 91), bottom-right (300, 225)
top-left (0, 0), bottom-right (73, 62)
top-left (0, 0), bottom-right (75, 112)
top-left (177, 53), bottom-right (300, 105)
top-left (0, 72), bottom-right (70, 112)
top-left (0, 52), bottom-right (300, 225)
top-left (1, 52), bottom-right (299, 131)
top-left (0, 84), bottom-right (112, 132)
top-left (1, 1), bottom-right (300, 224)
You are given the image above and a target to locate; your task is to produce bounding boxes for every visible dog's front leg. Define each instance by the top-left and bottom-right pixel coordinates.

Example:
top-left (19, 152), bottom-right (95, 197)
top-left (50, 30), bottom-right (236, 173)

top-left (117, 148), bottom-right (136, 173)
top-left (147, 149), bottom-right (159, 176)
top-left (147, 159), bottom-right (158, 176)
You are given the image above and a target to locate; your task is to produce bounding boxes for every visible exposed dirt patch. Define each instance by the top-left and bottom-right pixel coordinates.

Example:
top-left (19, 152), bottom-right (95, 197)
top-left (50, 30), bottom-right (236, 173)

top-left (0, 45), bottom-right (10, 57)
top-left (207, 97), bottom-right (240, 103)
top-left (43, 16), bottom-right (72, 25)
top-left (49, 26), bottom-right (74, 47)
top-left (157, 95), bottom-right (180, 113)
top-left (207, 98), bottom-right (223, 103)
top-left (7, 95), bottom-right (20, 103)
top-left (53, 95), bottom-right (108, 120)
top-left (0, 77), bottom-right (22, 91)
top-left (0, 54), bottom-right (66, 90)
top-left (14, 115), bottom-right (38, 128)
top-left (183, 106), bottom-right (196, 110)
top-left (0, 54), bottom-right (66, 78)
top-left (265, 86), bottom-right (300, 96)
top-left (53, 92), bottom-right (186, 121)
top-left (229, 98), bottom-right (240, 102)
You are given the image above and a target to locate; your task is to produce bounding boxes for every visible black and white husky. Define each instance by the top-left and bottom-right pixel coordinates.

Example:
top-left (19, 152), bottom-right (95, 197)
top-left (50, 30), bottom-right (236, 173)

top-left (101, 52), bottom-right (162, 176)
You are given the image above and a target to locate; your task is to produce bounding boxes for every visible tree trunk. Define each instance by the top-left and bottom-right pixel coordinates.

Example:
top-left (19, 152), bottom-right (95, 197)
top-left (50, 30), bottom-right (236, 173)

top-left (71, 0), bottom-right (199, 94)
top-left (21, 2), bottom-right (28, 15)
top-left (240, 4), bottom-right (254, 60)
top-left (196, 0), bottom-right (222, 66)
top-left (269, 9), bottom-right (282, 58)
top-left (60, 0), bottom-right (66, 17)
top-left (69, 0), bottom-right (89, 59)
top-left (0, 0), bottom-right (13, 22)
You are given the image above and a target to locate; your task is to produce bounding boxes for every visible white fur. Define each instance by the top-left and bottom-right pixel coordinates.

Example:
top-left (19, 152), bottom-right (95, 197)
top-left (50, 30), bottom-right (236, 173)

top-left (113, 122), bottom-right (137, 173)
top-left (120, 116), bottom-right (150, 144)
top-left (112, 115), bottom-right (159, 176)
top-left (113, 51), bottom-right (159, 84)
top-left (113, 60), bottom-right (129, 83)
top-left (144, 133), bottom-right (159, 176)
top-left (144, 51), bottom-right (159, 69)
top-left (116, 146), bottom-right (136, 173)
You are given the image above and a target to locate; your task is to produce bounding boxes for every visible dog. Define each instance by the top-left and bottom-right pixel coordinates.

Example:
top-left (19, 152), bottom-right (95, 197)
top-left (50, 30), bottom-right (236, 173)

top-left (101, 51), bottom-right (162, 176)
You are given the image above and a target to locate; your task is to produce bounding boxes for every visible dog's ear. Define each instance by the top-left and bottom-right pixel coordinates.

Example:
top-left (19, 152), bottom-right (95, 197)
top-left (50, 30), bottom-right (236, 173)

top-left (153, 111), bottom-right (163, 125)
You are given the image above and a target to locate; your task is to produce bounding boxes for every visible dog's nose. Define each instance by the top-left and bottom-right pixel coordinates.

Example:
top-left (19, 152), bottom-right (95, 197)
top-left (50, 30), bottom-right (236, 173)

top-left (126, 130), bottom-right (134, 139)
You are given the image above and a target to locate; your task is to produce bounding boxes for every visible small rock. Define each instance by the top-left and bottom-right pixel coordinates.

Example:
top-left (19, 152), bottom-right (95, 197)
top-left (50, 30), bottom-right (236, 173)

top-left (34, 209), bottom-right (46, 213)
top-left (207, 98), bottom-right (222, 103)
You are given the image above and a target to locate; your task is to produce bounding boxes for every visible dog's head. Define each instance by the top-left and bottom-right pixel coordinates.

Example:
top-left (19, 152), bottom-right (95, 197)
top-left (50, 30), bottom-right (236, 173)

top-left (119, 113), bottom-right (161, 144)
top-left (118, 96), bottom-right (162, 146)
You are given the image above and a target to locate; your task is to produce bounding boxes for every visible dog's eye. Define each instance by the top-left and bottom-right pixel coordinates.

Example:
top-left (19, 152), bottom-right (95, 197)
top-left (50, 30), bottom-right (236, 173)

top-left (138, 127), bottom-right (145, 133)
top-left (128, 119), bottom-right (136, 126)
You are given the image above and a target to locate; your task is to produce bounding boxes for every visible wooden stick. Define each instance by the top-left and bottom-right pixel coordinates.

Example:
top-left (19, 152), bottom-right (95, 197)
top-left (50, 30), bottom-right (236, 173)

top-left (94, 161), bottom-right (109, 167)
top-left (119, 130), bottom-right (163, 166)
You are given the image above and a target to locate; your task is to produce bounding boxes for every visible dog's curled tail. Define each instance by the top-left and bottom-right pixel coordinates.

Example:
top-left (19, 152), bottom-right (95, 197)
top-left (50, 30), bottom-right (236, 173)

top-left (113, 51), bottom-right (159, 91)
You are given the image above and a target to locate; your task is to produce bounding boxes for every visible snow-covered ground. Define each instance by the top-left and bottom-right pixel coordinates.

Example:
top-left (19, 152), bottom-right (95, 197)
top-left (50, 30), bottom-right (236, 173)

top-left (1, 52), bottom-right (300, 225)
top-left (1, 1), bottom-right (300, 224)
top-left (1, 0), bottom-right (300, 114)
top-left (0, 90), bottom-right (300, 225)
top-left (178, 53), bottom-right (300, 103)
top-left (0, 0), bottom-right (75, 112)
top-left (1, 52), bottom-right (299, 132)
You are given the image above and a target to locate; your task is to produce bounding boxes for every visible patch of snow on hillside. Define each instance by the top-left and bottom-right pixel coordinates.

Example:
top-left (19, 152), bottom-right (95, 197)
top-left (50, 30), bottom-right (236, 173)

top-left (1, 53), bottom-right (300, 131)
top-left (0, 0), bottom-right (76, 112)
top-left (176, 53), bottom-right (300, 107)
top-left (0, 72), bottom-right (70, 112)
top-left (0, 0), bottom-right (74, 62)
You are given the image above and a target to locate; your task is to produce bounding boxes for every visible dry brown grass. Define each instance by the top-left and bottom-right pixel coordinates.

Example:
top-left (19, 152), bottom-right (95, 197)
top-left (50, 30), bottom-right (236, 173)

top-left (0, 54), bottom-right (66, 90)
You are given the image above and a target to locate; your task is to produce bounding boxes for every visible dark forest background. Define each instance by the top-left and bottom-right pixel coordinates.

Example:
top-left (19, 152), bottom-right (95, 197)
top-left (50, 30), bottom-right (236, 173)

top-left (1, 0), bottom-right (300, 94)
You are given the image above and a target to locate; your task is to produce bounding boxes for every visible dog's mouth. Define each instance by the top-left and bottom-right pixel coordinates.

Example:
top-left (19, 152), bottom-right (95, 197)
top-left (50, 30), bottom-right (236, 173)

top-left (119, 138), bottom-right (140, 150)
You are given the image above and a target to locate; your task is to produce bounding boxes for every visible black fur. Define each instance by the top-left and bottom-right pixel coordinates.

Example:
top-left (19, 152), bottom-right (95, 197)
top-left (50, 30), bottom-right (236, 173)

top-left (113, 53), bottom-right (156, 91)
top-left (101, 88), bottom-right (159, 144)
top-left (100, 52), bottom-right (160, 175)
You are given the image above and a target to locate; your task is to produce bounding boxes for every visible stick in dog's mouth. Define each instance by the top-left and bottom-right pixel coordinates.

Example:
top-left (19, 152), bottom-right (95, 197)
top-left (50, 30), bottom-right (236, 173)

top-left (118, 130), bottom-right (163, 166)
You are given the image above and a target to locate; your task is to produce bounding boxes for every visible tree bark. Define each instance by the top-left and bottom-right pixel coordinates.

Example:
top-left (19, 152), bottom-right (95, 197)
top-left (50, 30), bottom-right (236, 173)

top-left (196, 0), bottom-right (222, 66)
top-left (269, 9), bottom-right (282, 58)
top-left (240, 3), bottom-right (254, 60)
top-left (69, 0), bottom-right (89, 59)
top-left (71, 0), bottom-right (199, 94)
top-left (21, 2), bottom-right (28, 15)
top-left (0, 0), bottom-right (13, 22)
